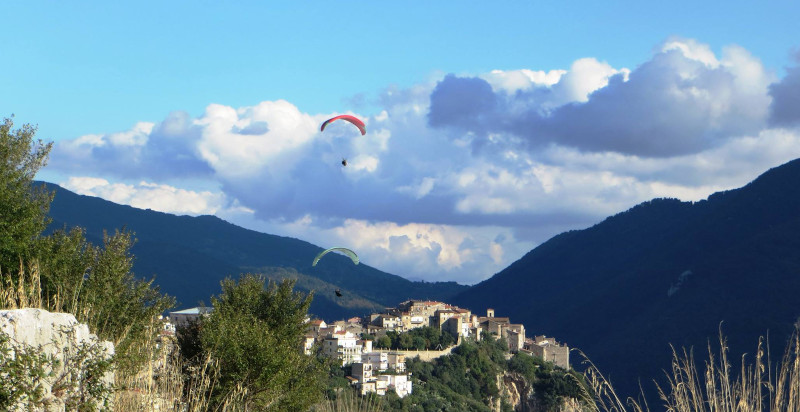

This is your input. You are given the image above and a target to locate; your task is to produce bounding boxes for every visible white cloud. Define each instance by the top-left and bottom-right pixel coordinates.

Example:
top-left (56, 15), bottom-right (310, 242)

top-left (660, 37), bottom-right (720, 67)
top-left (195, 101), bottom-right (319, 178)
top-left (551, 57), bottom-right (630, 104)
top-left (428, 37), bottom-right (773, 157)
top-left (482, 68), bottom-right (566, 93)
top-left (60, 177), bottom-right (242, 216)
top-left (239, 216), bottom-right (535, 284)
top-left (44, 38), bottom-right (800, 284)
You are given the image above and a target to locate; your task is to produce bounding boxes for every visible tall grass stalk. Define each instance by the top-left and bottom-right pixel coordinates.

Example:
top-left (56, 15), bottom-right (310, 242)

top-left (311, 389), bottom-right (385, 412)
top-left (582, 327), bottom-right (800, 412)
top-left (0, 260), bottom-right (43, 309)
top-left (112, 325), bottom-right (222, 411)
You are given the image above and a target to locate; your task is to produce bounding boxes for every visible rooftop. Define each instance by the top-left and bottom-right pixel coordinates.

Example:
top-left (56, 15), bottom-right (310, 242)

top-left (170, 306), bottom-right (213, 315)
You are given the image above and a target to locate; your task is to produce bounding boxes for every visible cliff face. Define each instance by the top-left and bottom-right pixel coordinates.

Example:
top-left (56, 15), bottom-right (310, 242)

top-left (495, 372), bottom-right (529, 411)
top-left (494, 372), bottom-right (584, 412)
top-left (0, 309), bottom-right (115, 412)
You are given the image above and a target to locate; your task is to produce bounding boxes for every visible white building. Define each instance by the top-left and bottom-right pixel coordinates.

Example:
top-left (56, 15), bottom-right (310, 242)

top-left (168, 306), bottom-right (213, 329)
top-left (322, 331), bottom-right (363, 365)
top-left (379, 374), bottom-right (412, 397)
top-left (303, 334), bottom-right (316, 355)
top-left (387, 352), bottom-right (406, 373)
top-left (352, 362), bottom-right (373, 381)
top-left (350, 351), bottom-right (412, 397)
top-left (363, 352), bottom-right (388, 370)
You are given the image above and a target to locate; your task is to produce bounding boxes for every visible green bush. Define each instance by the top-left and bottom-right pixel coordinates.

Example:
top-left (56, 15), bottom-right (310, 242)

top-left (184, 274), bottom-right (325, 410)
top-left (375, 326), bottom-right (455, 351)
top-left (1, 115), bottom-right (174, 379)
top-left (0, 117), bottom-right (52, 271)
top-left (0, 328), bottom-right (114, 411)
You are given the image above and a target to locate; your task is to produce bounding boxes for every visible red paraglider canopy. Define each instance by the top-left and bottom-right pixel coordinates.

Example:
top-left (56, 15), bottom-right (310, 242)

top-left (320, 114), bottom-right (366, 136)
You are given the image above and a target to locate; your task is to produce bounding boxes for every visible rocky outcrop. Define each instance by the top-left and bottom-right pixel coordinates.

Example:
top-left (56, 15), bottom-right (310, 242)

top-left (0, 308), bottom-right (115, 412)
top-left (493, 372), bottom-right (533, 411)
top-left (494, 371), bottom-right (586, 412)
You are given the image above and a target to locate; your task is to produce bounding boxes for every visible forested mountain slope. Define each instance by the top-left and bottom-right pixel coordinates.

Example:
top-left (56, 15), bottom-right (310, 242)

top-left (453, 158), bottom-right (800, 398)
top-left (44, 182), bottom-right (466, 320)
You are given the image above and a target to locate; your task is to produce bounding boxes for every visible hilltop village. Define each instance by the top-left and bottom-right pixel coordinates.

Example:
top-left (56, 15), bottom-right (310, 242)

top-left (302, 299), bottom-right (570, 398)
top-left (168, 299), bottom-right (569, 399)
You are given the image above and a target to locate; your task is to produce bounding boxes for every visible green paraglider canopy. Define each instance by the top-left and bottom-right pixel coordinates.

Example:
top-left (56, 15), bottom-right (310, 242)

top-left (312, 247), bottom-right (359, 267)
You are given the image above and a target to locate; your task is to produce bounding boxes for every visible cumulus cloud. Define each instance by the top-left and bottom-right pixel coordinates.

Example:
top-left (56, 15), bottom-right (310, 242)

top-left (51, 115), bottom-right (214, 179)
top-left (482, 68), bottom-right (566, 93)
top-left (229, 215), bottom-right (534, 284)
top-left (768, 52), bottom-right (800, 127)
top-left (60, 177), bottom-right (246, 216)
top-left (46, 38), bottom-right (800, 284)
top-left (428, 37), bottom-right (774, 157)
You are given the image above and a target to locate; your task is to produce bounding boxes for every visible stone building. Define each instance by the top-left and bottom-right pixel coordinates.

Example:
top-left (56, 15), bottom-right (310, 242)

top-left (476, 308), bottom-right (526, 352)
top-left (525, 335), bottom-right (570, 369)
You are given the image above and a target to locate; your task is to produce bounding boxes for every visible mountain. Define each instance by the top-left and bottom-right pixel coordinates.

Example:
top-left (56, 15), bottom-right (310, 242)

top-left (452, 158), bottom-right (800, 399)
top-left (42, 182), bottom-right (467, 320)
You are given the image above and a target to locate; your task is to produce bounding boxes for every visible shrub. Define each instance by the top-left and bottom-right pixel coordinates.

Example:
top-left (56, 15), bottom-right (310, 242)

top-left (184, 274), bottom-right (325, 410)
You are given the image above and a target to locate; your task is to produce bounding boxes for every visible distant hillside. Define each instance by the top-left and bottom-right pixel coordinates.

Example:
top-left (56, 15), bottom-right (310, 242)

top-left (43, 183), bottom-right (467, 320)
top-left (452, 158), bottom-right (800, 399)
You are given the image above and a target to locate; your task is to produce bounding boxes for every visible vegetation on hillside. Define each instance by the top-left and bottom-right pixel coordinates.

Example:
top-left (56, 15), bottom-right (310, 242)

top-left (0, 117), bottom-right (52, 271)
top-left (453, 159), bottom-right (800, 399)
top-left (328, 335), bottom-right (591, 412)
top-left (0, 117), bottom-right (323, 411)
top-left (177, 274), bottom-right (326, 410)
top-left (372, 326), bottom-right (455, 351)
top-left (45, 181), bottom-right (469, 320)
top-left (0, 117), bottom-right (174, 373)
top-left (4, 116), bottom-right (800, 411)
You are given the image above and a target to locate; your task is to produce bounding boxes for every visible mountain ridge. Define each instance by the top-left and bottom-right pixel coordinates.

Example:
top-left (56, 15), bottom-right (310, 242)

top-left (42, 182), bottom-right (468, 320)
top-left (452, 158), bottom-right (800, 398)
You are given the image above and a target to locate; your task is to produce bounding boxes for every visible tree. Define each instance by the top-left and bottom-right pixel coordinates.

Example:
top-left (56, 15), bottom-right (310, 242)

top-left (0, 116), bottom-right (174, 375)
top-left (195, 274), bottom-right (325, 410)
top-left (413, 336), bottom-right (426, 350)
top-left (399, 333), bottom-right (414, 350)
top-left (375, 335), bottom-right (392, 349)
top-left (0, 116), bottom-right (53, 272)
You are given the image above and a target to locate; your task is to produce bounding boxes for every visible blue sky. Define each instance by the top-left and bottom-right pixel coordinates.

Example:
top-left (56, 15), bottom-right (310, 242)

top-left (3, 2), bottom-right (800, 284)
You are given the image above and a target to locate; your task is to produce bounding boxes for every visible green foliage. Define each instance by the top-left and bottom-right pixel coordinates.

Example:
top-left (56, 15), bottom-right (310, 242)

top-left (508, 353), bottom-right (590, 410)
top-left (381, 338), bottom-right (509, 412)
top-left (0, 330), bottom-right (51, 408)
top-left (375, 327), bottom-right (455, 351)
top-left (0, 116), bottom-right (53, 271)
top-left (375, 335), bottom-right (391, 349)
top-left (324, 359), bottom-right (352, 400)
top-left (36, 228), bottom-right (175, 374)
top-left (81, 230), bottom-right (175, 371)
top-left (188, 274), bottom-right (325, 410)
top-left (356, 336), bottom-right (590, 412)
top-left (0, 117), bottom-right (174, 378)
top-left (0, 328), bottom-right (114, 411)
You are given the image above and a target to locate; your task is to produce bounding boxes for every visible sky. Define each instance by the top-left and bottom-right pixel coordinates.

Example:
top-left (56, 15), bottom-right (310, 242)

top-left (3, 1), bottom-right (800, 284)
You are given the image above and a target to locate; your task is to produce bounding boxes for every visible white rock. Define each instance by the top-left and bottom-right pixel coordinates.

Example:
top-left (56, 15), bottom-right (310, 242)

top-left (0, 308), bottom-right (115, 411)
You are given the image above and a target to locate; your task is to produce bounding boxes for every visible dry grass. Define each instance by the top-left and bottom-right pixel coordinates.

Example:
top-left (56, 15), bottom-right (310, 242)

top-left (582, 327), bottom-right (800, 412)
top-left (113, 345), bottom-right (221, 412)
top-left (8, 260), bottom-right (799, 411)
top-left (0, 261), bottom-right (220, 411)
top-left (1, 260), bottom-right (44, 310)
top-left (311, 389), bottom-right (386, 412)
